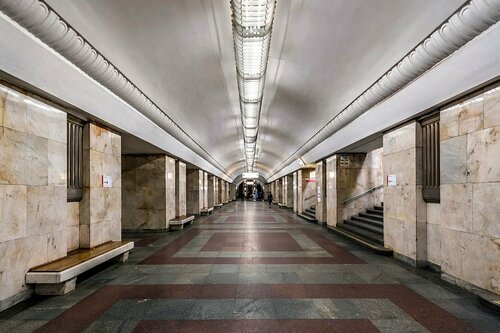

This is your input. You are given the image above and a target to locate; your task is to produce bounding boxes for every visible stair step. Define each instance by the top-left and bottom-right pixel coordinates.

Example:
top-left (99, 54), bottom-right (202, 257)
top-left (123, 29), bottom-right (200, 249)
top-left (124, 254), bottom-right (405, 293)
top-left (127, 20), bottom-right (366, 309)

top-left (328, 226), bottom-right (392, 256)
top-left (303, 211), bottom-right (316, 219)
top-left (297, 213), bottom-right (317, 223)
top-left (352, 216), bottom-right (384, 228)
top-left (305, 208), bottom-right (316, 215)
top-left (366, 209), bottom-right (383, 216)
top-left (374, 206), bottom-right (384, 211)
top-left (345, 219), bottom-right (383, 235)
top-left (337, 224), bottom-right (384, 245)
top-left (359, 212), bottom-right (384, 222)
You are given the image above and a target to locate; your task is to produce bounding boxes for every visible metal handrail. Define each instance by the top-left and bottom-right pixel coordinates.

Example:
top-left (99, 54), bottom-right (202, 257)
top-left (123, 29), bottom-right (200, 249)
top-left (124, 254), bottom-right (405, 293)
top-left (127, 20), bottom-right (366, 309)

top-left (304, 194), bottom-right (316, 201)
top-left (341, 185), bottom-right (383, 205)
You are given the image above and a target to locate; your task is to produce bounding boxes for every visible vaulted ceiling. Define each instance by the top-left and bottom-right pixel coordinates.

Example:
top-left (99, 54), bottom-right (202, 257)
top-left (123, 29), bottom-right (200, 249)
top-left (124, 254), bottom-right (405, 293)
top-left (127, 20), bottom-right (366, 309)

top-left (46, 0), bottom-right (466, 179)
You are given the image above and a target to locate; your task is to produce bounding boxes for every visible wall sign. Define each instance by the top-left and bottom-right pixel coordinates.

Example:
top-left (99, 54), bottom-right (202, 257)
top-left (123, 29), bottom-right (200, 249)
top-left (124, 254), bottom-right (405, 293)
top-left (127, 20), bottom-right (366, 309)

top-left (102, 175), bottom-right (112, 188)
top-left (387, 175), bottom-right (397, 187)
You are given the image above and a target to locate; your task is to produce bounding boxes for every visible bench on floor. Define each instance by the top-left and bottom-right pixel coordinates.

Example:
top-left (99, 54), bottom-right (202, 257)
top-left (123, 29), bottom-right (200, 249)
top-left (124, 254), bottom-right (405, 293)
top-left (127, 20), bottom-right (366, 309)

top-left (26, 241), bottom-right (134, 295)
top-left (169, 215), bottom-right (195, 230)
top-left (200, 207), bottom-right (214, 216)
top-left (214, 203), bottom-right (223, 209)
top-left (278, 203), bottom-right (287, 208)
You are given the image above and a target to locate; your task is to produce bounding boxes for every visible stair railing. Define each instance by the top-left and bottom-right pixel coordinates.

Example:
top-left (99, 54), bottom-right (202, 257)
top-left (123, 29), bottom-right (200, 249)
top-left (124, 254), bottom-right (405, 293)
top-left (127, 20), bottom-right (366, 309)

top-left (341, 185), bottom-right (383, 205)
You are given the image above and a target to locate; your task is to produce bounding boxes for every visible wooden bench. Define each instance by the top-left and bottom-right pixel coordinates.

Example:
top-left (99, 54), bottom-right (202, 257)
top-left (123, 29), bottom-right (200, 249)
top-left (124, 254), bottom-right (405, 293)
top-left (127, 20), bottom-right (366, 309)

top-left (169, 215), bottom-right (195, 230)
top-left (26, 241), bottom-right (133, 295)
top-left (200, 207), bottom-right (214, 216)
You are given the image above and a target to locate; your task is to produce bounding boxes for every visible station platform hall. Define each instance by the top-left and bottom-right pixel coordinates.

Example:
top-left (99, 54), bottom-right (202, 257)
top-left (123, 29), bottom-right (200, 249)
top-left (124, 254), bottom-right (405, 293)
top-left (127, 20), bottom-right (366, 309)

top-left (0, 0), bottom-right (499, 332)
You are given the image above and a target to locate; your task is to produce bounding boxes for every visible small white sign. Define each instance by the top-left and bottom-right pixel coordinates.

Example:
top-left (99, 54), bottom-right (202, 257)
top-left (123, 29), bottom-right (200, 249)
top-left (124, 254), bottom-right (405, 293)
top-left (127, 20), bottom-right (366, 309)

top-left (387, 175), bottom-right (397, 187)
top-left (102, 175), bottom-right (112, 188)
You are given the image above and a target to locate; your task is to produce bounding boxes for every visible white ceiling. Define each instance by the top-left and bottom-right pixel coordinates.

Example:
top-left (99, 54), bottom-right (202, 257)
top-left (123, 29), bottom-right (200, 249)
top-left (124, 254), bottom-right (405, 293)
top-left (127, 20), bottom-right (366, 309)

top-left (46, 0), bottom-right (465, 178)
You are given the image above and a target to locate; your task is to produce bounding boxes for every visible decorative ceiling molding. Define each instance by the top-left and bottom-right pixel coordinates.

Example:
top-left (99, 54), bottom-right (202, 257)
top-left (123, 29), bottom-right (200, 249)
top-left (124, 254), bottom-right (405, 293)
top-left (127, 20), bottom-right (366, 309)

top-left (0, 0), bottom-right (233, 179)
top-left (267, 0), bottom-right (500, 180)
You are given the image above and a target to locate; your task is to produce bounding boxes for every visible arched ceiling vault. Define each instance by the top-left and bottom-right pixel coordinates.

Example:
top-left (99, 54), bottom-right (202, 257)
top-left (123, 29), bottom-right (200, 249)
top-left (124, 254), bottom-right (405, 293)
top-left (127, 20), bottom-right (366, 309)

top-left (10, 0), bottom-right (495, 182)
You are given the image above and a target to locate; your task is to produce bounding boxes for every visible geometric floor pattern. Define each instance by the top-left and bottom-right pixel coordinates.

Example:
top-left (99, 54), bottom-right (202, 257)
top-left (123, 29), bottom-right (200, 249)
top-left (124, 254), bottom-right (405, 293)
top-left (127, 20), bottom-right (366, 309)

top-left (0, 201), bottom-right (498, 332)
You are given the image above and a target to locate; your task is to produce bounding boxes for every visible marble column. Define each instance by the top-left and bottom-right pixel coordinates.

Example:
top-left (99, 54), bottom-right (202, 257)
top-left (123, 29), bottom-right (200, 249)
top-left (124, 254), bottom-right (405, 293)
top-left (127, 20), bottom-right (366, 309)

top-left (315, 161), bottom-right (327, 224)
top-left (293, 172), bottom-right (298, 212)
top-left (80, 123), bottom-right (122, 248)
top-left (214, 177), bottom-right (219, 204)
top-left (175, 161), bottom-right (186, 217)
top-left (187, 169), bottom-right (203, 215)
top-left (297, 170), bottom-right (303, 213)
top-left (203, 171), bottom-right (208, 209)
top-left (326, 156), bottom-right (338, 227)
top-left (121, 155), bottom-right (175, 231)
top-left (207, 175), bottom-right (215, 208)
top-left (383, 122), bottom-right (426, 265)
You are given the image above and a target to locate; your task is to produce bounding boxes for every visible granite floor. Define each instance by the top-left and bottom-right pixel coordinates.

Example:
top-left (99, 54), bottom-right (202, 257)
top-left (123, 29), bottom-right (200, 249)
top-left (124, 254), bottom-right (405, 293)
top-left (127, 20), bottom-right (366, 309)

top-left (0, 201), bottom-right (499, 332)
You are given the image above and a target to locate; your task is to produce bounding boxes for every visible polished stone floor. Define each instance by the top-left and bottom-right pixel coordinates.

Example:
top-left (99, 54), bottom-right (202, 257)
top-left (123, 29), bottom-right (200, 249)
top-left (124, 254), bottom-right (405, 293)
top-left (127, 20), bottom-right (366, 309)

top-left (1, 201), bottom-right (499, 332)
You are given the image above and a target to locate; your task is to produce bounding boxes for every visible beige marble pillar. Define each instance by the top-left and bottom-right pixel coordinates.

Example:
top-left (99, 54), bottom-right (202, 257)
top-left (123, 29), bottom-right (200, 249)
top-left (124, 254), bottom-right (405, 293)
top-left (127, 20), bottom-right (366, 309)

top-left (293, 172), bottom-right (298, 212)
top-left (203, 171), bottom-right (208, 209)
top-left (175, 161), bottom-right (186, 217)
top-left (315, 161), bottom-right (327, 224)
top-left (297, 170), bottom-right (303, 213)
top-left (207, 175), bottom-right (215, 208)
top-left (186, 169), bottom-right (202, 215)
top-left (383, 122), bottom-right (426, 265)
top-left (81, 123), bottom-right (121, 248)
top-left (121, 155), bottom-right (175, 231)
top-left (326, 156), bottom-right (338, 227)
top-left (214, 177), bottom-right (219, 204)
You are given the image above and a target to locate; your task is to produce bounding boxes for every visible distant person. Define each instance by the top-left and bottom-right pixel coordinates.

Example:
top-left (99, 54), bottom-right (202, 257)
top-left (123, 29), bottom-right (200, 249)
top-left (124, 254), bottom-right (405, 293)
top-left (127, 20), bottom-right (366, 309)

top-left (267, 192), bottom-right (273, 207)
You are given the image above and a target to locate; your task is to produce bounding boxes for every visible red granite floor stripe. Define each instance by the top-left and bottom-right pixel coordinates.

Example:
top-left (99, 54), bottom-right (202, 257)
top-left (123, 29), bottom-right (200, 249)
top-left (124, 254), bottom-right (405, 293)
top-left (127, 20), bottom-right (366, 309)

top-left (132, 319), bottom-right (380, 333)
top-left (140, 229), bottom-right (202, 264)
top-left (37, 284), bottom-right (479, 333)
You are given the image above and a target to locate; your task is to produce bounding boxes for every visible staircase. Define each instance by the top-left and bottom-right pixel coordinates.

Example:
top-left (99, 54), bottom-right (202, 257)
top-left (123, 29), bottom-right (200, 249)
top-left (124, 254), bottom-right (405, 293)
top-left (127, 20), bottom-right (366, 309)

top-left (329, 203), bottom-right (392, 255)
top-left (297, 205), bottom-right (317, 223)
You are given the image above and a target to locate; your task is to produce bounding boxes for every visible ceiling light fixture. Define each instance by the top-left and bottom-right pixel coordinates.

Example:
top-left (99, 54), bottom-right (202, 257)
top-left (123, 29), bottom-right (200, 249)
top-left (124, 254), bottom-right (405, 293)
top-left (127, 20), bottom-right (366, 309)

top-left (231, 0), bottom-right (276, 172)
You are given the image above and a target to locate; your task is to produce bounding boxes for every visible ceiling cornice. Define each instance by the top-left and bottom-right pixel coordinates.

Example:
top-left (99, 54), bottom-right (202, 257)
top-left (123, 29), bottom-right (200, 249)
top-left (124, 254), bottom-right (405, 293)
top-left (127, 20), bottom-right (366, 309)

top-left (267, 0), bottom-right (500, 181)
top-left (0, 0), bottom-right (233, 180)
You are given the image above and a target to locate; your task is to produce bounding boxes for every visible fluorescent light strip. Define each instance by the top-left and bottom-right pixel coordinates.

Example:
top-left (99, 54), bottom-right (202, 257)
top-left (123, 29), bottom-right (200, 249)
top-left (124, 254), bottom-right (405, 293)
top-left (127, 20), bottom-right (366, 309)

top-left (231, 0), bottom-right (276, 171)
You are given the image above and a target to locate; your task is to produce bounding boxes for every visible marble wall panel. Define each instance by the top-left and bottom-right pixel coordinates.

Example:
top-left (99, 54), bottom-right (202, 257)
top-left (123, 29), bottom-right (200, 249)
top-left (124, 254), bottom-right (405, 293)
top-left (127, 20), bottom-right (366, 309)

top-left (440, 106), bottom-right (460, 140)
top-left (458, 98), bottom-right (484, 135)
top-left (466, 126), bottom-right (500, 183)
top-left (440, 184), bottom-right (473, 233)
top-left (472, 183), bottom-right (500, 238)
top-left (0, 83), bottom-right (68, 309)
top-left (438, 85), bottom-right (500, 295)
top-left (440, 228), bottom-right (463, 279)
top-left (315, 161), bottom-right (326, 223)
top-left (426, 222), bottom-right (441, 266)
top-left (383, 122), bottom-right (418, 155)
top-left (440, 136), bottom-right (467, 184)
top-left (460, 233), bottom-right (500, 294)
top-left (484, 87), bottom-right (500, 129)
